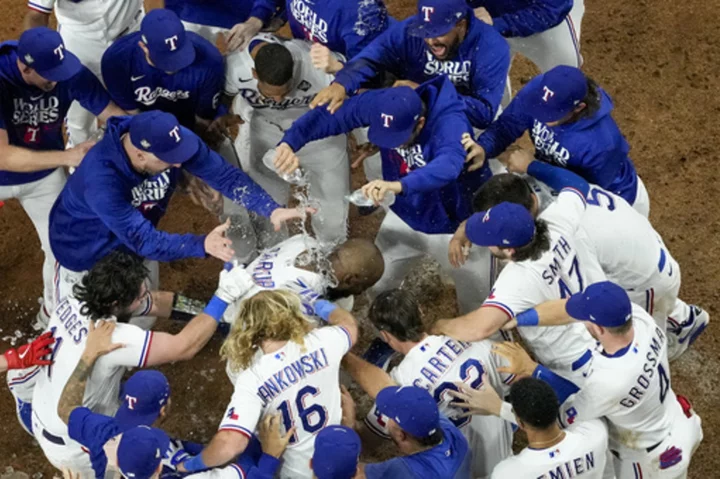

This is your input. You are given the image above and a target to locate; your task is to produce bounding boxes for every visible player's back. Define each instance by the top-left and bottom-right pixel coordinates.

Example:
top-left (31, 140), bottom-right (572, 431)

top-left (222, 326), bottom-right (352, 479)
top-left (491, 420), bottom-right (609, 479)
top-left (32, 297), bottom-right (153, 437)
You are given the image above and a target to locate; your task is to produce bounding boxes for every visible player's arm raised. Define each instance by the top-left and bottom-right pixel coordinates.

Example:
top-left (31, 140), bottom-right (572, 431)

top-left (0, 128), bottom-right (93, 171)
top-left (433, 305), bottom-right (512, 343)
top-left (0, 330), bottom-right (54, 374)
top-left (23, 3), bottom-right (51, 30)
top-left (314, 300), bottom-right (359, 347)
top-left (342, 352), bottom-right (396, 400)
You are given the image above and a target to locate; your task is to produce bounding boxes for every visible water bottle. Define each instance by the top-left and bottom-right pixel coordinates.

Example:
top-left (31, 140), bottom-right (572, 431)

top-left (262, 149), bottom-right (304, 184)
top-left (220, 212), bottom-right (258, 266)
top-left (345, 188), bottom-right (395, 208)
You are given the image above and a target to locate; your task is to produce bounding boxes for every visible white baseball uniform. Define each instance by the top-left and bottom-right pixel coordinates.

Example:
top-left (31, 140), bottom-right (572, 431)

top-left (220, 325), bottom-right (352, 479)
top-left (6, 296), bottom-right (153, 474)
top-left (558, 305), bottom-right (703, 478)
top-left (364, 335), bottom-right (514, 479)
top-left (224, 34), bottom-right (350, 245)
top-left (28, 0), bottom-right (144, 145)
top-left (484, 187), bottom-right (604, 382)
top-left (491, 419), bottom-right (609, 479)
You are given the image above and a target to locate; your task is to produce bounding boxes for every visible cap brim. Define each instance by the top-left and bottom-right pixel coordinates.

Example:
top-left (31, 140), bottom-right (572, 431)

top-left (407, 16), bottom-right (457, 38)
top-left (565, 292), bottom-right (591, 321)
top-left (368, 123), bottom-right (414, 150)
top-left (36, 50), bottom-right (82, 82)
top-left (114, 407), bottom-right (160, 431)
top-left (151, 41), bottom-right (196, 73)
top-left (465, 213), bottom-right (494, 247)
top-left (157, 126), bottom-right (200, 164)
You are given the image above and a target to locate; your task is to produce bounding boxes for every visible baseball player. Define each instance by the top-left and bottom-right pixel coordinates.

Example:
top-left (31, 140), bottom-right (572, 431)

top-left (177, 291), bottom-right (359, 479)
top-left (24, 0), bottom-right (144, 146)
top-left (434, 163), bottom-right (607, 382)
top-left (101, 9), bottom-right (224, 133)
top-left (466, 65), bottom-right (650, 217)
top-left (472, 154), bottom-right (709, 361)
top-left (48, 111), bottom-right (307, 310)
top-left (498, 282), bottom-right (704, 478)
top-left (452, 377), bottom-right (609, 479)
top-left (6, 250), bottom-right (256, 475)
top-left (275, 77), bottom-right (495, 315)
top-left (363, 289), bottom-right (514, 478)
top-left (0, 28), bottom-right (127, 327)
top-left (468, 0), bottom-right (584, 72)
top-left (314, 0), bottom-right (511, 130)
top-left (222, 34), bottom-right (350, 245)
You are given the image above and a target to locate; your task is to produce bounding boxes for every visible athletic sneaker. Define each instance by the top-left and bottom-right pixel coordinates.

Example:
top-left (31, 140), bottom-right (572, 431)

top-left (667, 305), bottom-right (709, 361)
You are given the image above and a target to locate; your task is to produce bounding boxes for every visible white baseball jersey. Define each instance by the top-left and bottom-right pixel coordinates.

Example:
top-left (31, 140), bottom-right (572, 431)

top-left (491, 420), bottom-right (608, 479)
top-left (364, 335), bottom-right (515, 478)
top-left (219, 326), bottom-right (352, 479)
top-left (31, 296), bottom-right (153, 438)
top-left (224, 34), bottom-right (341, 130)
top-left (484, 188), bottom-right (603, 375)
top-left (28, 0), bottom-right (143, 38)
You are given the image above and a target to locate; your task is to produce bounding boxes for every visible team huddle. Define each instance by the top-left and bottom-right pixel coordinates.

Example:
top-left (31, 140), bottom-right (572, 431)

top-left (0, 0), bottom-right (708, 478)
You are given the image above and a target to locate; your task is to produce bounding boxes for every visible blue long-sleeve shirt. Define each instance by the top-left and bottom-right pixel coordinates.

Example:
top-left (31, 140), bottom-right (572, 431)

top-left (334, 15), bottom-right (510, 129)
top-left (164, 0), bottom-right (282, 30)
top-left (250, 0), bottom-right (390, 59)
top-left (467, 0), bottom-right (572, 37)
top-left (49, 116), bottom-right (280, 272)
top-left (282, 76), bottom-right (491, 235)
top-left (478, 77), bottom-right (639, 204)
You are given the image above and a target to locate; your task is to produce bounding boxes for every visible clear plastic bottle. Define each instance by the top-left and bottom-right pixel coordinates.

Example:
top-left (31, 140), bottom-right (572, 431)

top-left (219, 212), bottom-right (258, 266)
top-left (345, 188), bottom-right (395, 208)
top-left (262, 149), bottom-right (304, 184)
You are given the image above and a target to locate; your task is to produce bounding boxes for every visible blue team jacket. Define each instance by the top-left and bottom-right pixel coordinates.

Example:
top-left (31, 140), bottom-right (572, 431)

top-left (282, 76), bottom-right (492, 235)
top-left (334, 14), bottom-right (510, 129)
top-left (478, 78), bottom-right (638, 204)
top-left (467, 0), bottom-right (573, 37)
top-left (164, 0), bottom-right (276, 30)
top-left (50, 116), bottom-right (280, 272)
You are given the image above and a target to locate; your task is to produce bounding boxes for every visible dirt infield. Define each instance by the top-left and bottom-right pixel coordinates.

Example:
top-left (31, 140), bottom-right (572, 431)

top-left (1, 0), bottom-right (719, 476)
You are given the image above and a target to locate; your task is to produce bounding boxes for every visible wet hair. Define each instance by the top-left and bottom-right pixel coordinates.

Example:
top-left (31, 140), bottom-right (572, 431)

top-left (575, 78), bottom-right (602, 120)
top-left (72, 250), bottom-right (148, 320)
top-left (254, 43), bottom-right (294, 86)
top-left (369, 289), bottom-right (424, 342)
top-left (221, 290), bottom-right (313, 372)
top-left (508, 378), bottom-right (559, 429)
top-left (473, 174), bottom-right (535, 213)
top-left (505, 219), bottom-right (551, 262)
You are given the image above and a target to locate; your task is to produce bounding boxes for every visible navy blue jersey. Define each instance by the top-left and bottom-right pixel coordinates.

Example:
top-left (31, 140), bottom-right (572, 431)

top-left (0, 41), bottom-right (110, 186)
top-left (49, 116), bottom-right (280, 272)
top-left (101, 32), bottom-right (224, 129)
top-left (467, 0), bottom-right (573, 37)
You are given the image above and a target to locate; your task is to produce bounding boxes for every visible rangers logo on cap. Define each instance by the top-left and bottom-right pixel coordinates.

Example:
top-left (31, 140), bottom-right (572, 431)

top-left (140, 139), bottom-right (151, 149)
top-left (24, 53), bottom-right (34, 64)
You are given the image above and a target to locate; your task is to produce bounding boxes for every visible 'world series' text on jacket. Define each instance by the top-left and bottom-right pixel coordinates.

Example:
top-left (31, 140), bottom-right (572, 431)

top-left (466, 0), bottom-right (573, 38)
top-left (49, 116), bottom-right (280, 272)
top-left (478, 79), bottom-right (638, 204)
top-left (333, 12), bottom-right (510, 129)
top-left (282, 76), bottom-right (492, 235)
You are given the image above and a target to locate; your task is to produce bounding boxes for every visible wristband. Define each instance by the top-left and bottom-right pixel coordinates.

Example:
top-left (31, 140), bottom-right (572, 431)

top-left (203, 296), bottom-right (229, 322)
top-left (183, 454), bottom-right (209, 473)
top-left (314, 300), bottom-right (337, 322)
top-left (515, 309), bottom-right (539, 327)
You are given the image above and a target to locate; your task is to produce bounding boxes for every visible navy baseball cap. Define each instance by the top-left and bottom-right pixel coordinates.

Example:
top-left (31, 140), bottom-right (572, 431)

top-left (408, 0), bottom-right (467, 38)
top-left (368, 87), bottom-right (423, 149)
top-left (312, 426), bottom-right (361, 479)
top-left (115, 370), bottom-right (171, 430)
top-left (465, 202), bottom-right (536, 248)
top-left (522, 66), bottom-right (588, 123)
top-left (117, 426), bottom-right (170, 479)
top-left (17, 27), bottom-right (82, 82)
top-left (566, 281), bottom-right (633, 327)
top-left (140, 9), bottom-right (195, 72)
top-left (129, 111), bottom-right (199, 164)
top-left (376, 386), bottom-right (439, 438)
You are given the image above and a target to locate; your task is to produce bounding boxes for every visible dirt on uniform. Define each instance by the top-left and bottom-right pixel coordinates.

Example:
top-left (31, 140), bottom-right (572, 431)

top-left (1, 0), bottom-right (719, 476)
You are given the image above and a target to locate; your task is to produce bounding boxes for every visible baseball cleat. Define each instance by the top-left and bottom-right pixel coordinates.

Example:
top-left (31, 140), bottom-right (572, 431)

top-left (668, 306), bottom-right (709, 361)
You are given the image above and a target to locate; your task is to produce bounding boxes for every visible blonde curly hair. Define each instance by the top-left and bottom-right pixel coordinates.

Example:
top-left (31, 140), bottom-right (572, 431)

top-left (221, 290), bottom-right (313, 372)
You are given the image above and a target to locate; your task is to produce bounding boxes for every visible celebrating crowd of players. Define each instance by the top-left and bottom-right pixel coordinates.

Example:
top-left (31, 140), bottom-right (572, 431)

top-left (0, 0), bottom-right (708, 477)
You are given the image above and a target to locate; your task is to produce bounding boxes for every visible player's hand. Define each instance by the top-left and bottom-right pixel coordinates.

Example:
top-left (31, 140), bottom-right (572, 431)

top-left (215, 263), bottom-right (255, 303)
top-left (493, 342), bottom-right (538, 378)
top-left (273, 143), bottom-right (300, 175)
top-left (310, 83), bottom-right (347, 113)
top-left (83, 320), bottom-right (124, 362)
top-left (461, 133), bottom-right (486, 172)
top-left (449, 221), bottom-right (471, 268)
top-left (63, 139), bottom-right (96, 168)
top-left (61, 468), bottom-right (82, 479)
top-left (350, 142), bottom-right (380, 169)
top-left (269, 206), bottom-right (317, 232)
top-left (501, 318), bottom-right (518, 330)
top-left (166, 439), bottom-right (191, 469)
top-left (310, 43), bottom-right (343, 74)
top-left (503, 149), bottom-right (534, 174)
top-left (393, 79), bottom-right (420, 90)
top-left (205, 219), bottom-right (235, 262)
top-left (340, 385), bottom-right (358, 429)
top-left (259, 414), bottom-right (296, 459)
top-left (361, 180), bottom-right (402, 206)
top-left (225, 17), bottom-right (263, 52)
top-left (448, 373), bottom-right (502, 417)
top-left (473, 7), bottom-right (494, 25)
top-left (3, 330), bottom-right (55, 370)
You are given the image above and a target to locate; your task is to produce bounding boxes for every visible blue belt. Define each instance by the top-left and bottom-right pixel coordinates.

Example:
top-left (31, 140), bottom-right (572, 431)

top-left (571, 349), bottom-right (592, 371)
